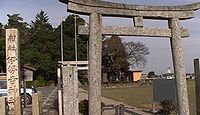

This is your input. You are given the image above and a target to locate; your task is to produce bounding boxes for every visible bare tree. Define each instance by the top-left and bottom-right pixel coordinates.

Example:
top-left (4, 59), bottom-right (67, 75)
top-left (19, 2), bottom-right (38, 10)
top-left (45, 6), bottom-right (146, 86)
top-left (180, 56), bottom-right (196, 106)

top-left (124, 41), bottom-right (150, 68)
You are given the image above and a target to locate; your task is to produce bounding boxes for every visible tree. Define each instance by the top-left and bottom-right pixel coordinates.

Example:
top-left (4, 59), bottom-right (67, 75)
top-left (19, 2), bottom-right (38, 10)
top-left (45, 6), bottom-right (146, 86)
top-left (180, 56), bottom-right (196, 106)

top-left (147, 71), bottom-right (155, 78)
top-left (27, 10), bottom-right (57, 80)
top-left (60, 14), bottom-right (87, 61)
top-left (54, 14), bottom-right (88, 84)
top-left (124, 41), bottom-right (149, 68)
top-left (0, 22), bottom-right (5, 72)
top-left (5, 14), bottom-right (30, 50)
top-left (102, 36), bottom-right (130, 76)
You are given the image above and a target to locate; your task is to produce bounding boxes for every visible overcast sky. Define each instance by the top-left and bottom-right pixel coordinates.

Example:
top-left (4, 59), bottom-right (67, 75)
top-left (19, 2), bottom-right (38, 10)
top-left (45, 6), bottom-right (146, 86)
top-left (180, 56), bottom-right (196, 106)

top-left (0, 0), bottom-right (200, 74)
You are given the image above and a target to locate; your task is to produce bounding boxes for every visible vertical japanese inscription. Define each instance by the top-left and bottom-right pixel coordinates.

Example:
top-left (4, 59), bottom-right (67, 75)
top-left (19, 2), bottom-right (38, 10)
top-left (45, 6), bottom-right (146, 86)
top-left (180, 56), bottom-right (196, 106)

top-left (6, 29), bottom-right (20, 109)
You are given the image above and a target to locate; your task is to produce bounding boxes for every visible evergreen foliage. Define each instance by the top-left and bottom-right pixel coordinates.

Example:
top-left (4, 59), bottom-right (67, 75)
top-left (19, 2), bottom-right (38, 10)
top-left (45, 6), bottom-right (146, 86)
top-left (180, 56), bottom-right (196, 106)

top-left (0, 11), bottom-right (149, 83)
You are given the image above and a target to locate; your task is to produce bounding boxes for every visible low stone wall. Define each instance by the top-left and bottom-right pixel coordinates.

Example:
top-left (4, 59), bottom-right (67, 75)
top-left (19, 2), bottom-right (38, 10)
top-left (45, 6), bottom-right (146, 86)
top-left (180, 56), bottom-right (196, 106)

top-left (102, 81), bottom-right (150, 89)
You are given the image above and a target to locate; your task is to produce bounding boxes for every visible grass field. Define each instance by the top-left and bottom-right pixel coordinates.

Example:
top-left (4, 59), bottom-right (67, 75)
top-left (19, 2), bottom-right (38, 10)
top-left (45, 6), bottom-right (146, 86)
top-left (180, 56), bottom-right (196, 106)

top-left (102, 80), bottom-right (196, 115)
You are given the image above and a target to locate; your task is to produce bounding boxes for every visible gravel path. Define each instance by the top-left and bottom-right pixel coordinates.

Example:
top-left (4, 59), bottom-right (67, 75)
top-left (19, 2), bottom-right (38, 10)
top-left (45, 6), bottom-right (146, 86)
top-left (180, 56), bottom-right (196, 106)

top-left (78, 88), bottom-right (153, 115)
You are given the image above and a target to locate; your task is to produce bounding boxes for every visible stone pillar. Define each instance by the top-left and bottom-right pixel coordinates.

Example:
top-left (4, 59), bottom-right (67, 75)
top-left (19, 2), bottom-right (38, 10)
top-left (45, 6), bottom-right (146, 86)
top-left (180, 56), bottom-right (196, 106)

top-left (89, 13), bottom-right (102, 115)
top-left (6, 29), bottom-right (21, 110)
top-left (0, 97), bottom-right (6, 115)
top-left (194, 59), bottom-right (200, 115)
top-left (115, 104), bottom-right (124, 115)
top-left (32, 92), bottom-right (42, 115)
top-left (62, 66), bottom-right (78, 115)
top-left (14, 96), bottom-right (22, 115)
top-left (133, 17), bottom-right (143, 27)
top-left (38, 91), bottom-right (43, 115)
top-left (169, 18), bottom-right (189, 115)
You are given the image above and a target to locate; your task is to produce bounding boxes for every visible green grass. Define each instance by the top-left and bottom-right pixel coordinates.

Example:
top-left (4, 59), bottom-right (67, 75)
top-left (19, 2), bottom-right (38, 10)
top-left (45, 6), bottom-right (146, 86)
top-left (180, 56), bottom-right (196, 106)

top-left (102, 80), bottom-right (196, 115)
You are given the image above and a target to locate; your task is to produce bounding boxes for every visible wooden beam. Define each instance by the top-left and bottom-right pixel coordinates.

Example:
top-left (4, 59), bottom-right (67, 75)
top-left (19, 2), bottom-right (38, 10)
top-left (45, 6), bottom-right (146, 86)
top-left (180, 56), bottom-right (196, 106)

top-left (78, 26), bottom-right (189, 38)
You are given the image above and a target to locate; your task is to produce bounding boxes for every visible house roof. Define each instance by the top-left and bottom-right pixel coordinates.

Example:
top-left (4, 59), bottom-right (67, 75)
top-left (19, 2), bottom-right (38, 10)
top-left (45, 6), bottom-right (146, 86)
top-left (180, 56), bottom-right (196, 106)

top-left (129, 70), bottom-right (143, 72)
top-left (21, 64), bottom-right (36, 71)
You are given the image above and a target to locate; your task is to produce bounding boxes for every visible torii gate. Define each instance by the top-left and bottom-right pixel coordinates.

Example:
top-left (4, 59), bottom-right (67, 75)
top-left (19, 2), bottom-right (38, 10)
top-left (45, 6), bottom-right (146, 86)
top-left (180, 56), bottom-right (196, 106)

top-left (59, 0), bottom-right (200, 115)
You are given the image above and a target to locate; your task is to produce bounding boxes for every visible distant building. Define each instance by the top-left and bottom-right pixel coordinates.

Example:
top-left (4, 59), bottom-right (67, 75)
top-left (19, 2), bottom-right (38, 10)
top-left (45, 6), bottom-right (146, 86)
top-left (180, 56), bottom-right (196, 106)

top-left (167, 67), bottom-right (171, 74)
top-left (166, 67), bottom-right (173, 79)
top-left (162, 73), bottom-right (175, 79)
top-left (0, 73), bottom-right (6, 80)
top-left (21, 64), bottom-right (36, 81)
top-left (128, 70), bottom-right (142, 82)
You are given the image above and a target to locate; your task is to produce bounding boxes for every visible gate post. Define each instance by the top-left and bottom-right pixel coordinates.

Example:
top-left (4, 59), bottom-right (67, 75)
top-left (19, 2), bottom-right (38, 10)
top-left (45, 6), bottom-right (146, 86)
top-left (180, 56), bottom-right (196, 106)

top-left (32, 92), bottom-right (43, 115)
top-left (194, 59), bottom-right (200, 115)
top-left (169, 18), bottom-right (189, 115)
top-left (62, 66), bottom-right (78, 115)
top-left (88, 13), bottom-right (102, 115)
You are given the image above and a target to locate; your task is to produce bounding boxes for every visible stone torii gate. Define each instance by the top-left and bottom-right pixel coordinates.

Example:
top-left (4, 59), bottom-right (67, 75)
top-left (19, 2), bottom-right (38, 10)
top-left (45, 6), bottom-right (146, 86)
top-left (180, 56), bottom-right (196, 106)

top-left (59, 0), bottom-right (200, 115)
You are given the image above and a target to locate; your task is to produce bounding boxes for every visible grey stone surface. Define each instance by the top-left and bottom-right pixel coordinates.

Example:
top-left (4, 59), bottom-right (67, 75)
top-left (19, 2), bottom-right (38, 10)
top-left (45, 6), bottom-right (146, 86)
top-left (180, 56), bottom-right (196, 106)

top-left (134, 17), bottom-right (143, 27)
top-left (169, 18), bottom-right (189, 115)
top-left (60, 0), bottom-right (200, 11)
top-left (78, 25), bottom-right (189, 38)
top-left (67, 2), bottom-right (195, 19)
top-left (88, 13), bottom-right (102, 115)
top-left (0, 97), bottom-right (6, 115)
top-left (62, 66), bottom-right (78, 115)
top-left (194, 59), bottom-right (200, 115)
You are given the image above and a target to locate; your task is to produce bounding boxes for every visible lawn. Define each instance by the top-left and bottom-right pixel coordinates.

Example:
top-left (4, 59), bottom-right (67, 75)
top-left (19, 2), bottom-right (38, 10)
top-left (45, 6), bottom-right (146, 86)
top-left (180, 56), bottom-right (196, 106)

top-left (102, 80), bottom-right (196, 115)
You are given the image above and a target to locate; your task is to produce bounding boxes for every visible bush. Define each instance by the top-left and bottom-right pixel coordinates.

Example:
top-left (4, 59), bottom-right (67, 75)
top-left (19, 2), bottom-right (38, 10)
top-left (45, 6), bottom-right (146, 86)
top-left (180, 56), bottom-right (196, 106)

top-left (158, 100), bottom-right (177, 114)
top-left (26, 81), bottom-right (34, 88)
top-left (79, 99), bottom-right (105, 115)
top-left (79, 99), bottom-right (88, 115)
top-left (78, 71), bottom-right (88, 85)
top-left (33, 75), bottom-right (46, 87)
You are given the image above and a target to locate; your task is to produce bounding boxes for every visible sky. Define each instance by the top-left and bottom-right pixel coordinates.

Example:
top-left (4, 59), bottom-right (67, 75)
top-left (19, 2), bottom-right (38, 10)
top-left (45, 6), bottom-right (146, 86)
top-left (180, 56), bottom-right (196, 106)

top-left (0, 0), bottom-right (200, 74)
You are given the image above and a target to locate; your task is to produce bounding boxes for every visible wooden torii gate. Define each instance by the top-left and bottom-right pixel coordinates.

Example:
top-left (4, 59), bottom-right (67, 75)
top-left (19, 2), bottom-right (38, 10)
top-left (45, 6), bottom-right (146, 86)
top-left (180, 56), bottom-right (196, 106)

top-left (59, 0), bottom-right (200, 115)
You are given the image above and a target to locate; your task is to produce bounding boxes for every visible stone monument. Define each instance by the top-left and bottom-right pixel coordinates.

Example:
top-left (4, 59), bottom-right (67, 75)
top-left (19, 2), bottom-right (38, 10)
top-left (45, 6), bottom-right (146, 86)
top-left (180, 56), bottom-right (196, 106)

top-left (59, 0), bottom-right (200, 114)
top-left (6, 29), bottom-right (21, 111)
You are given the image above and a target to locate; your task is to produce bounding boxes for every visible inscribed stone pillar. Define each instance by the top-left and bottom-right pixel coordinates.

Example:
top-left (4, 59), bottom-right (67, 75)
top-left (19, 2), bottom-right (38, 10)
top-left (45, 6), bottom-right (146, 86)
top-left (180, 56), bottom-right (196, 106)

top-left (62, 66), bottom-right (78, 115)
top-left (169, 18), bottom-right (189, 115)
top-left (6, 29), bottom-right (21, 110)
top-left (88, 13), bottom-right (102, 115)
top-left (194, 59), bottom-right (200, 115)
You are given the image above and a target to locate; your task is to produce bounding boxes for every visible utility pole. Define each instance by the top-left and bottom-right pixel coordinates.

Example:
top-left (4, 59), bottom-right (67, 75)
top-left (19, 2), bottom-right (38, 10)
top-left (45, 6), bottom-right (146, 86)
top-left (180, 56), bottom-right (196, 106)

top-left (61, 21), bottom-right (64, 62)
top-left (58, 20), bottom-right (64, 115)
top-left (74, 15), bottom-right (78, 66)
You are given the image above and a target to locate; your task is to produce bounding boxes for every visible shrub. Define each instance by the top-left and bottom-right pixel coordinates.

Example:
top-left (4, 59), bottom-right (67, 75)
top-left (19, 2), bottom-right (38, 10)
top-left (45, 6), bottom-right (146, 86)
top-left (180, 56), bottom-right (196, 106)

top-left (79, 99), bottom-right (105, 115)
top-left (79, 99), bottom-right (88, 115)
top-left (33, 75), bottom-right (45, 87)
top-left (78, 71), bottom-right (88, 85)
top-left (158, 100), bottom-right (177, 114)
